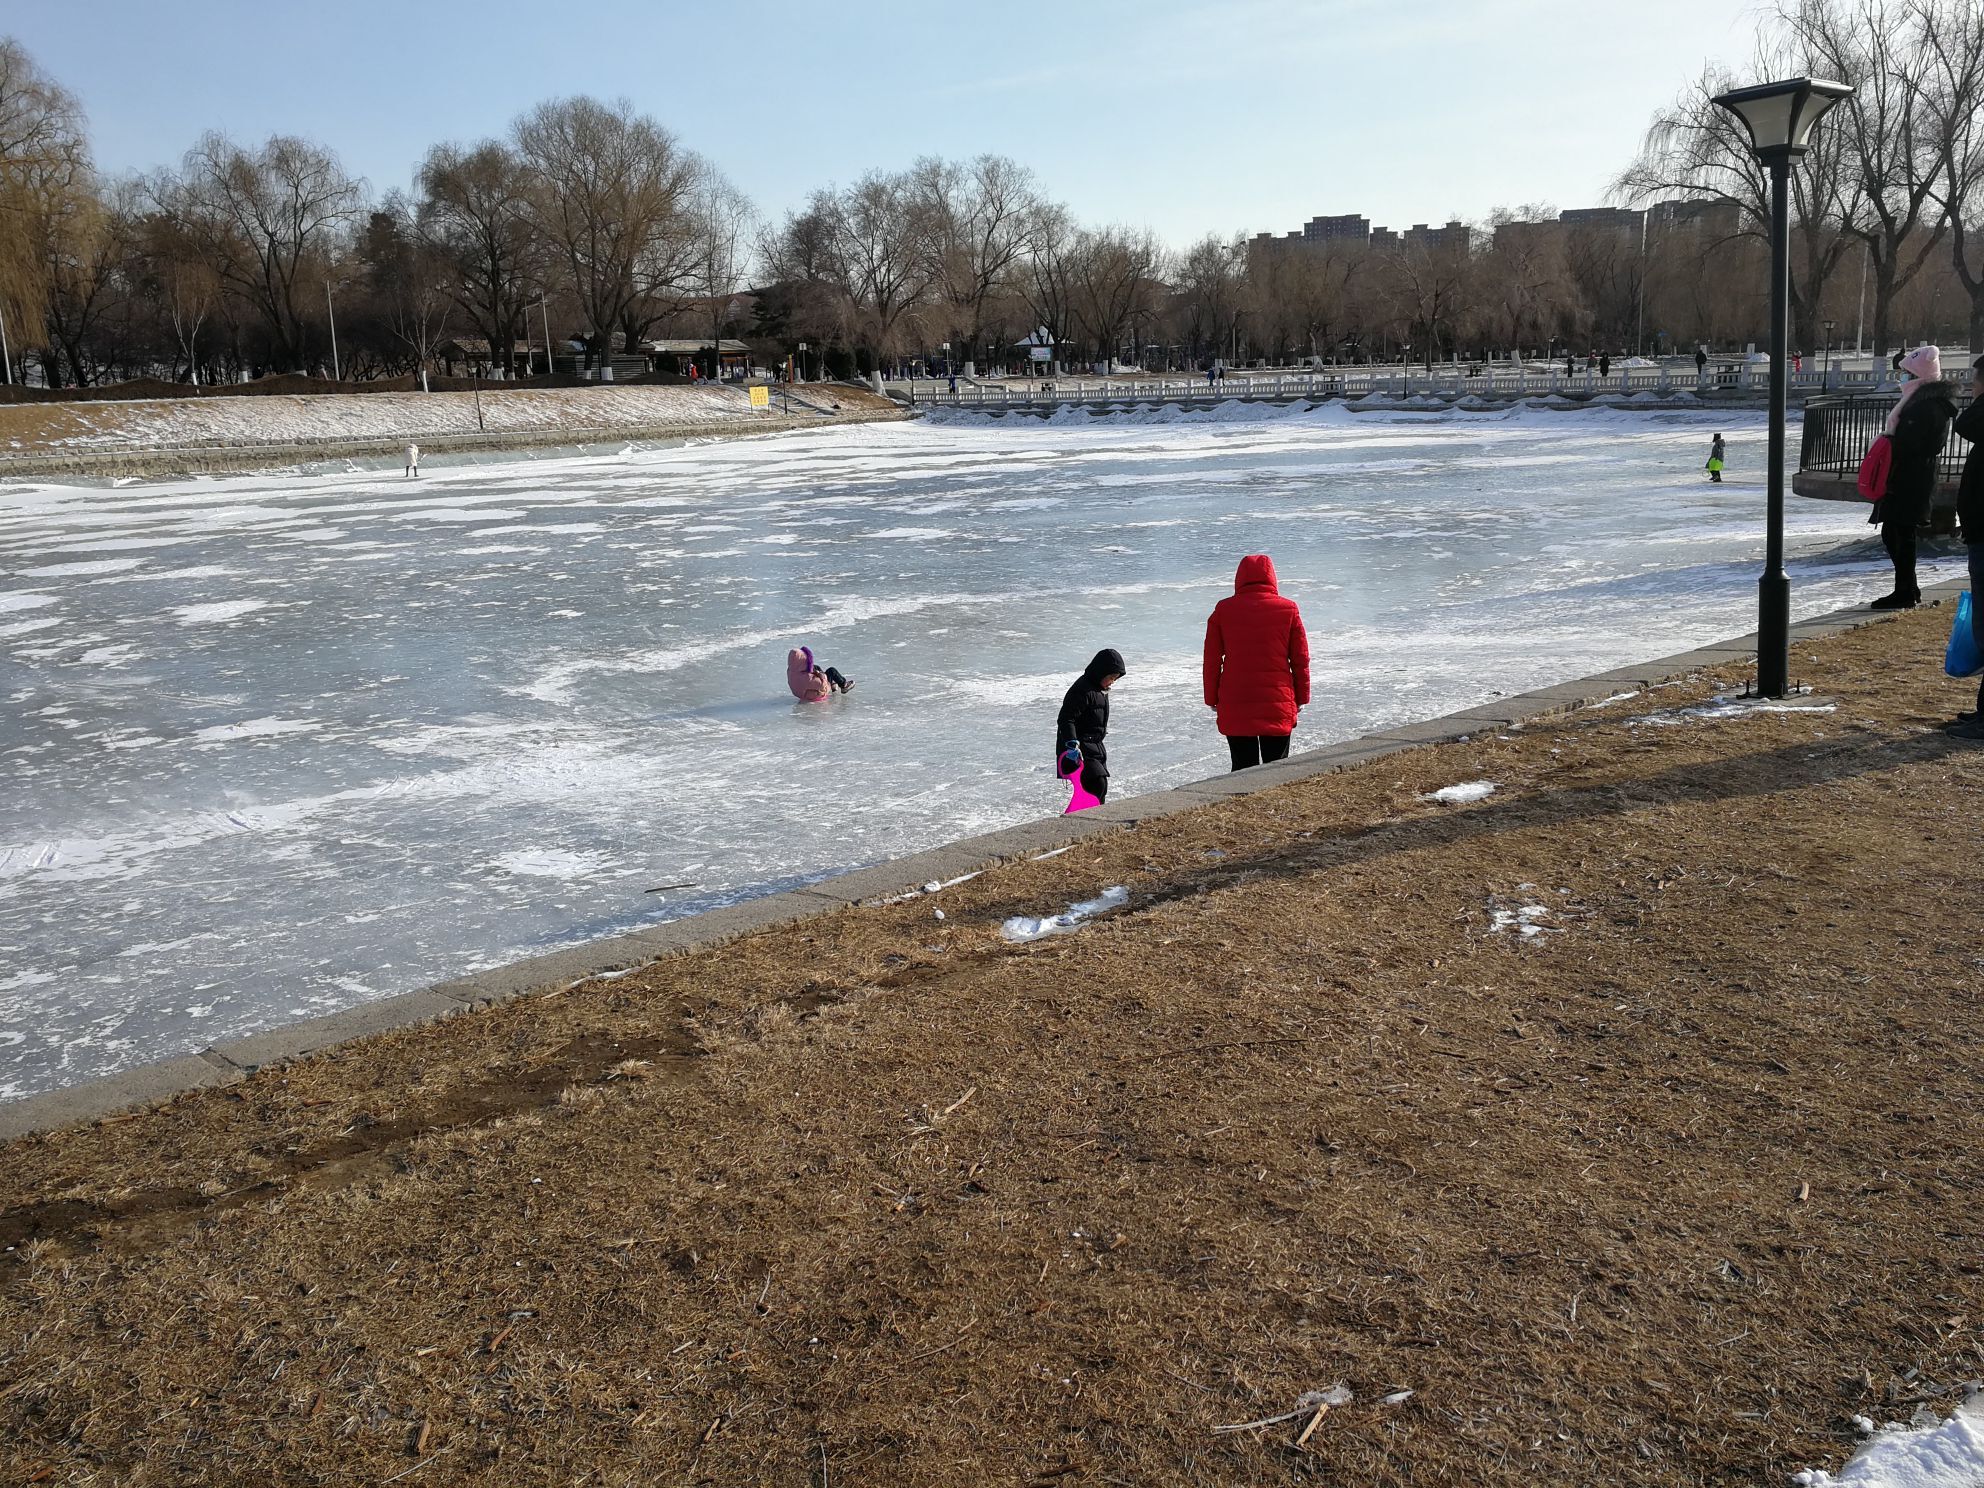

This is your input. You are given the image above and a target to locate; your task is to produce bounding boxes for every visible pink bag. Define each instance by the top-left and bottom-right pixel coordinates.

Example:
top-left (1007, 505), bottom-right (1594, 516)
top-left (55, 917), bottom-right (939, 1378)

top-left (1856, 434), bottom-right (1892, 501)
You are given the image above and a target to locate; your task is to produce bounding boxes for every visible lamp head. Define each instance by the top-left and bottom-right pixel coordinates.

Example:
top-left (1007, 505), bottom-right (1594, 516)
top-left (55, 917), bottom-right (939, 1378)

top-left (1712, 77), bottom-right (1853, 160)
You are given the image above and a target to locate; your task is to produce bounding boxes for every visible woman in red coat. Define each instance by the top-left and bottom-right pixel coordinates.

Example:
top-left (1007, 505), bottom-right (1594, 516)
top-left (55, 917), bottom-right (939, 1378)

top-left (1203, 553), bottom-right (1311, 770)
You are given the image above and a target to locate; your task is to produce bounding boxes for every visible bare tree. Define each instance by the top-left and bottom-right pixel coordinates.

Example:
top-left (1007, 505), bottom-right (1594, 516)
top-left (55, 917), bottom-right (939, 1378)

top-left (512, 96), bottom-right (705, 368)
top-left (1177, 234), bottom-right (1244, 363)
top-left (915, 154), bottom-right (1042, 370)
top-left (1022, 203), bottom-right (1079, 372)
top-left (816, 170), bottom-right (936, 363)
top-left (416, 140), bottom-right (541, 376)
top-left (1921, 0), bottom-right (1984, 349)
top-left (169, 132), bottom-right (363, 372)
top-left (1787, 0), bottom-right (1950, 355)
top-left (685, 174), bottom-right (756, 378)
top-left (1618, 41), bottom-right (1860, 357)
top-left (1070, 226), bottom-right (1162, 368)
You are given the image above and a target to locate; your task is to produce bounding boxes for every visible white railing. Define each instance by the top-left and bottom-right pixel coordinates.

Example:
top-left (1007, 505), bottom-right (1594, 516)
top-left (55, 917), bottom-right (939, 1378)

top-left (909, 362), bottom-right (1896, 409)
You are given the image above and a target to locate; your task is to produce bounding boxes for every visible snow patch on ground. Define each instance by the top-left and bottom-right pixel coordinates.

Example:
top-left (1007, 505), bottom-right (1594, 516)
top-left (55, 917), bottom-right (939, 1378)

top-left (1629, 694), bottom-right (1838, 728)
top-left (1425, 780), bottom-right (1497, 805)
top-left (1793, 1395), bottom-right (1984, 1487)
top-left (1002, 885), bottom-right (1129, 942)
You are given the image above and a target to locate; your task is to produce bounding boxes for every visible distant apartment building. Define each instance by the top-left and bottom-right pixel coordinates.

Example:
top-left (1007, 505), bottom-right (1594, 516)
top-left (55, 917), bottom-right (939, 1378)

top-left (1303, 213), bottom-right (1371, 243)
top-left (1559, 206), bottom-right (1647, 238)
top-left (1402, 220), bottom-right (1470, 253)
top-left (1648, 197), bottom-right (1745, 238)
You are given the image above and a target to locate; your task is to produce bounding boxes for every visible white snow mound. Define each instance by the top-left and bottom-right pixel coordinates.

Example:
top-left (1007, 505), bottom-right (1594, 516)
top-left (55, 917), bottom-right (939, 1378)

top-left (1425, 780), bottom-right (1496, 805)
top-left (1793, 1395), bottom-right (1984, 1487)
top-left (1001, 885), bottom-right (1129, 942)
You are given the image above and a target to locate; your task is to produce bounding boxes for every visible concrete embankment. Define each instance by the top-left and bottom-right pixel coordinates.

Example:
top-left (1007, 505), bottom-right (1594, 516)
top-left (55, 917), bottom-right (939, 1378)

top-left (0, 382), bottom-right (907, 479)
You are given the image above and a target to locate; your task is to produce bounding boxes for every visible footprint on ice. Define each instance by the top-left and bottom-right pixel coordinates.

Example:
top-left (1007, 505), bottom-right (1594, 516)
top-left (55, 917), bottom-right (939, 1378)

top-left (1001, 886), bottom-right (1129, 942)
top-left (1423, 780), bottom-right (1496, 805)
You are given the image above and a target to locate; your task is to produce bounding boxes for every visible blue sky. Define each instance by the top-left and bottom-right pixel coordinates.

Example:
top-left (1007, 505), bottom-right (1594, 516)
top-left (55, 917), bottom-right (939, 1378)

top-left (11, 0), bottom-right (1762, 245)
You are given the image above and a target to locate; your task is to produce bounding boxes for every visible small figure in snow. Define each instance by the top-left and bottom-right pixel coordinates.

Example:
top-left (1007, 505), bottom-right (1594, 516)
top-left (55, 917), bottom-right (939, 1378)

top-left (1696, 346), bottom-right (1709, 377)
top-left (1706, 433), bottom-right (1726, 483)
top-left (786, 646), bottom-right (854, 701)
top-left (1565, 354), bottom-right (1574, 377)
top-left (1056, 648), bottom-right (1125, 806)
top-left (1599, 352), bottom-right (1611, 378)
top-left (404, 442), bottom-right (420, 478)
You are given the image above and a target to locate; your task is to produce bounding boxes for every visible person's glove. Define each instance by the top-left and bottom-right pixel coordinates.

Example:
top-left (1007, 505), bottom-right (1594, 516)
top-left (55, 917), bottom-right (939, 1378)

top-left (1057, 741), bottom-right (1083, 777)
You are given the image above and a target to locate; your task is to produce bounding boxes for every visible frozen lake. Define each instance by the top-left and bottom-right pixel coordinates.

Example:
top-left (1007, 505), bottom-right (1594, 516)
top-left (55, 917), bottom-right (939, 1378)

top-left (0, 403), bottom-right (1943, 1099)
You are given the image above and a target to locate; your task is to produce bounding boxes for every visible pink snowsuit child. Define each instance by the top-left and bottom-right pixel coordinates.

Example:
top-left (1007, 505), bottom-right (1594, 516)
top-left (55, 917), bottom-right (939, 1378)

top-left (786, 646), bottom-right (852, 701)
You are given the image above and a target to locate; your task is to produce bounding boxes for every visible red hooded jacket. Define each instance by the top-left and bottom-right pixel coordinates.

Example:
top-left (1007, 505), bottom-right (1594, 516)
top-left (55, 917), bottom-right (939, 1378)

top-left (1203, 554), bottom-right (1311, 736)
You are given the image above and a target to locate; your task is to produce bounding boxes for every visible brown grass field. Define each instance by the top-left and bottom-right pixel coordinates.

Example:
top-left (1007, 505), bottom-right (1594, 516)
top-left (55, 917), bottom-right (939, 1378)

top-left (2, 606), bottom-right (1981, 1486)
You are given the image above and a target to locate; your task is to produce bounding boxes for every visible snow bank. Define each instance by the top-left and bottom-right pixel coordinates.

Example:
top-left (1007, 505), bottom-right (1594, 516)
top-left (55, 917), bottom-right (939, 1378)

top-left (1001, 886), bottom-right (1129, 942)
top-left (5, 385), bottom-right (783, 453)
top-left (1793, 1395), bottom-right (1984, 1487)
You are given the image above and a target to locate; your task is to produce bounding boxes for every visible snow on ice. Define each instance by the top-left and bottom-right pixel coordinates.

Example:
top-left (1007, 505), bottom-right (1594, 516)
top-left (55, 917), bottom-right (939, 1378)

top-left (0, 403), bottom-right (1946, 1097)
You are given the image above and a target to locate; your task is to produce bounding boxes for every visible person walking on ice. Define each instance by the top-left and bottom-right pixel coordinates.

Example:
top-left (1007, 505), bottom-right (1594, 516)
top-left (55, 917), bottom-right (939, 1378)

top-left (404, 442), bottom-right (421, 478)
top-left (1056, 648), bottom-right (1125, 806)
top-left (1706, 433), bottom-right (1726, 483)
top-left (1204, 553), bottom-right (1310, 770)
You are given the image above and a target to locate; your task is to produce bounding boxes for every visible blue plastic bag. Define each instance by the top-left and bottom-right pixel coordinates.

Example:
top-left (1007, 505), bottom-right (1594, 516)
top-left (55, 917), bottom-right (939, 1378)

top-left (1947, 591), bottom-right (1983, 678)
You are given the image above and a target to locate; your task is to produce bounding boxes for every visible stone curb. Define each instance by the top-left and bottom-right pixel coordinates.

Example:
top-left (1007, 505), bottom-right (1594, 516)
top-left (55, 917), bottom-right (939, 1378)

top-left (0, 587), bottom-right (1959, 1143)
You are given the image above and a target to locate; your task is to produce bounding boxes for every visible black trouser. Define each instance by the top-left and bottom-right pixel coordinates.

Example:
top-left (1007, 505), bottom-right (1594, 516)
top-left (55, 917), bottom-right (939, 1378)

top-left (1226, 734), bottom-right (1291, 771)
top-left (1881, 509), bottom-right (1921, 597)
top-left (823, 666), bottom-right (849, 690)
top-left (1072, 757), bottom-right (1108, 803)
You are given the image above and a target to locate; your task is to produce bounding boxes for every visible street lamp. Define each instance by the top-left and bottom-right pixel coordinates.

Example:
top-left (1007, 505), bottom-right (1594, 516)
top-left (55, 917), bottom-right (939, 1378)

top-left (1712, 75), bottom-right (1853, 699)
top-left (1822, 318), bottom-right (1835, 387)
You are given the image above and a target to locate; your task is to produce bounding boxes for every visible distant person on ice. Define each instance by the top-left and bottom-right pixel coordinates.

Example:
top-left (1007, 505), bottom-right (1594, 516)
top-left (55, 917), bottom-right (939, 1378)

top-left (1696, 347), bottom-right (1708, 378)
top-left (1871, 344), bottom-right (1957, 610)
top-left (1056, 648), bottom-right (1125, 805)
top-left (786, 646), bottom-right (854, 701)
top-left (404, 442), bottom-right (420, 477)
top-left (1204, 553), bottom-right (1311, 771)
top-left (1706, 433), bottom-right (1726, 483)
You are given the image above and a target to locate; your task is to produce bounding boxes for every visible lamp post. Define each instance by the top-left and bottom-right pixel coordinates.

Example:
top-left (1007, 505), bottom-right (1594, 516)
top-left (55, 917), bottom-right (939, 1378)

top-left (1712, 75), bottom-right (1853, 699)
top-left (325, 280), bottom-right (342, 381)
top-left (1822, 317), bottom-right (1835, 388)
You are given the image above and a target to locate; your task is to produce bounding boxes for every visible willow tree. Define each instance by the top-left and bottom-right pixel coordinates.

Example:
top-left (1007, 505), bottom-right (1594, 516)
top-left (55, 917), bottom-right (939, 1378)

top-left (513, 96), bottom-right (706, 367)
top-left (0, 38), bottom-right (93, 380)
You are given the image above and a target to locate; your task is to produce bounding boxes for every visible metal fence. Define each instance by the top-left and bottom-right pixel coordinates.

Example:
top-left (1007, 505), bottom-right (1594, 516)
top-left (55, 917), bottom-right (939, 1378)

top-left (1799, 393), bottom-right (1973, 487)
top-left (908, 360), bottom-right (1908, 409)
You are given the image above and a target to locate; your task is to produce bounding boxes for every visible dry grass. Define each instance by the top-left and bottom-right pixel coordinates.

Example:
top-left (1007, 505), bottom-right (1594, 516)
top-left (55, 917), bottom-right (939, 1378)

top-left (2, 608), bottom-right (1982, 1486)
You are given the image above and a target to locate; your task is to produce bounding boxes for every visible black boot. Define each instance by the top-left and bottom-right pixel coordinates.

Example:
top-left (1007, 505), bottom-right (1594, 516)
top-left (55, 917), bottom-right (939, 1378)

top-left (1870, 591), bottom-right (1920, 610)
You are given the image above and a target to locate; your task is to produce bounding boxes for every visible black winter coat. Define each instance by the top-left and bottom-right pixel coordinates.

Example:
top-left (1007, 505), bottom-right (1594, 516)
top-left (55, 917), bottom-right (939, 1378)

top-left (1055, 648), bottom-right (1125, 772)
top-left (1882, 380), bottom-right (1957, 521)
top-left (1953, 396), bottom-right (1984, 543)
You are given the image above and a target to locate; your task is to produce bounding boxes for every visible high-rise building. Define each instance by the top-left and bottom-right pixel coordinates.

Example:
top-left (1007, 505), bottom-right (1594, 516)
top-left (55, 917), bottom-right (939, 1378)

top-left (1559, 206), bottom-right (1646, 237)
top-left (1303, 214), bottom-right (1371, 243)
top-left (1402, 220), bottom-right (1471, 253)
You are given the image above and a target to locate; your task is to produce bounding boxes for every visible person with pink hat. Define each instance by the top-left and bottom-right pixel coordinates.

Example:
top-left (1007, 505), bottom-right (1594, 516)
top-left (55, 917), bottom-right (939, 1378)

top-left (1870, 344), bottom-right (1957, 609)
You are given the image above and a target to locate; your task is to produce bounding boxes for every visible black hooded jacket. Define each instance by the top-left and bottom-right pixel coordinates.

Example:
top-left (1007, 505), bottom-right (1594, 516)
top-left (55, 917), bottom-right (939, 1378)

top-left (1055, 648), bottom-right (1125, 770)
top-left (1884, 380), bottom-right (1958, 516)
top-left (1953, 395), bottom-right (1984, 542)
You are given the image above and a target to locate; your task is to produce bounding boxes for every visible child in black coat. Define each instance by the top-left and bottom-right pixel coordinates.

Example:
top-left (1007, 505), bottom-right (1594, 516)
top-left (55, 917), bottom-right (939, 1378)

top-left (1055, 648), bottom-right (1125, 804)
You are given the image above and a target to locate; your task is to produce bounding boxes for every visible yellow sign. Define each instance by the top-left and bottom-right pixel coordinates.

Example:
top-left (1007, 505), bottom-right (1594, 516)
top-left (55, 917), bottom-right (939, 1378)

top-left (749, 385), bottom-right (770, 409)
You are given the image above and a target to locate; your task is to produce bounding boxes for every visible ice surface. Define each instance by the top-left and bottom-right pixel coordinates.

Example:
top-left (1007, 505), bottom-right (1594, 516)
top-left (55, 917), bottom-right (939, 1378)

top-left (0, 404), bottom-right (1946, 1098)
top-left (1793, 1394), bottom-right (1984, 1486)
